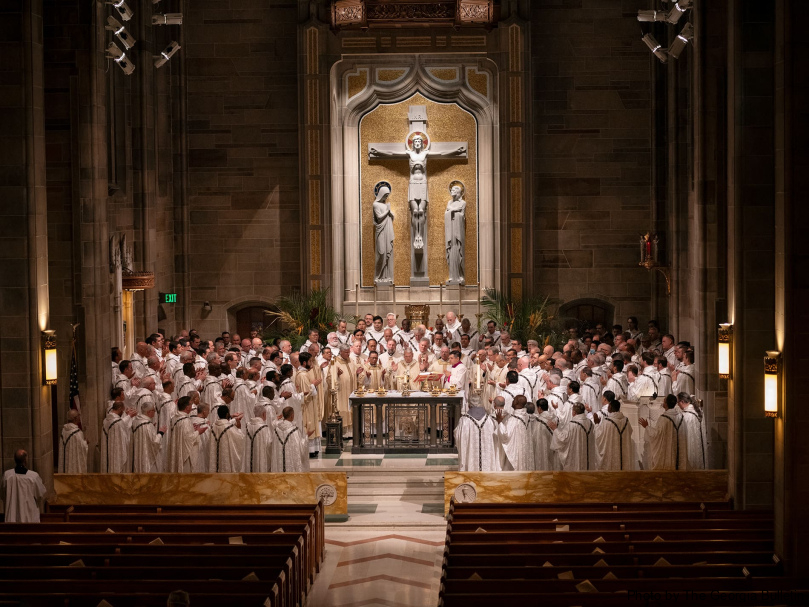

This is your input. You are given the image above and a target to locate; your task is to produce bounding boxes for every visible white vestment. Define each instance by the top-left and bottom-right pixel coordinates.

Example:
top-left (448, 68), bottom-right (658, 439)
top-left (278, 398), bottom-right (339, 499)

top-left (454, 411), bottom-right (498, 472)
top-left (194, 417), bottom-right (211, 472)
top-left (605, 372), bottom-right (628, 401)
top-left (546, 387), bottom-right (570, 427)
top-left (681, 405), bottom-right (707, 470)
top-left (242, 418), bottom-right (273, 473)
top-left (58, 423), bottom-right (88, 474)
top-left (167, 412), bottom-right (201, 473)
top-left (208, 419), bottom-right (244, 473)
top-left (271, 420), bottom-right (309, 472)
top-left (657, 368), bottom-right (673, 398)
top-left (580, 378), bottom-right (602, 417)
top-left (494, 410), bottom-right (533, 471)
top-left (279, 378), bottom-right (304, 433)
top-left (594, 411), bottom-right (638, 470)
top-left (672, 363), bottom-right (695, 395)
top-left (100, 412), bottom-right (129, 473)
top-left (628, 374), bottom-right (656, 400)
top-left (645, 407), bottom-right (689, 470)
top-left (528, 410), bottom-right (559, 471)
top-left (130, 414), bottom-right (162, 473)
top-left (2, 469), bottom-right (46, 523)
top-left (445, 362), bottom-right (468, 409)
top-left (500, 384), bottom-right (526, 415)
top-left (551, 413), bottom-right (596, 471)
top-left (518, 369), bottom-right (539, 403)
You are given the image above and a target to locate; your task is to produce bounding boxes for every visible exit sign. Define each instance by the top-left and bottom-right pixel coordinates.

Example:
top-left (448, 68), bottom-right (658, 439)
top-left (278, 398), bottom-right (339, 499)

top-left (160, 292), bottom-right (178, 304)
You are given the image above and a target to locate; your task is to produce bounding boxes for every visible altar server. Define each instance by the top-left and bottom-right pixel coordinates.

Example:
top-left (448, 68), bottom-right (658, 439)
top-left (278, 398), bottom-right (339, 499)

top-left (2, 450), bottom-right (46, 523)
top-left (243, 404), bottom-right (273, 473)
top-left (100, 400), bottom-right (131, 473)
top-left (58, 409), bottom-right (88, 474)
top-left (271, 407), bottom-right (309, 472)
top-left (678, 393), bottom-right (708, 470)
top-left (594, 396), bottom-right (637, 470)
top-left (455, 393), bottom-right (498, 471)
top-left (130, 401), bottom-right (165, 473)
top-left (640, 394), bottom-right (689, 470)
top-left (493, 395), bottom-right (533, 471)
top-left (549, 403), bottom-right (596, 471)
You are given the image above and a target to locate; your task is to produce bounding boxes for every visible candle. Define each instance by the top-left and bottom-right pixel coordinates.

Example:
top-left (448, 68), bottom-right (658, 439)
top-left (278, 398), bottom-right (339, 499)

top-left (477, 282), bottom-right (481, 316)
top-left (355, 283), bottom-right (359, 318)
top-left (439, 282), bottom-right (443, 310)
top-left (374, 284), bottom-right (378, 315)
top-left (477, 364), bottom-right (481, 390)
top-left (330, 358), bottom-right (337, 390)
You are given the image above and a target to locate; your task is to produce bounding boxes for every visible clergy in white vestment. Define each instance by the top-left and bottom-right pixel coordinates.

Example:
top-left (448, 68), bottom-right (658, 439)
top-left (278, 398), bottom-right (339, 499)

top-left (390, 349), bottom-right (421, 391)
top-left (626, 365), bottom-right (656, 401)
top-left (549, 403), bottom-right (596, 471)
top-left (493, 395), bottom-right (533, 471)
top-left (579, 367), bottom-right (602, 418)
top-left (231, 372), bottom-right (256, 419)
top-left (100, 400), bottom-right (132, 473)
top-left (543, 370), bottom-right (570, 427)
top-left (527, 399), bottom-right (559, 471)
top-left (58, 409), bottom-right (88, 474)
top-left (243, 404), bottom-right (273, 473)
top-left (278, 364), bottom-right (304, 433)
top-left (444, 311), bottom-right (462, 344)
top-left (167, 396), bottom-right (205, 473)
top-left (296, 352), bottom-right (322, 457)
top-left (500, 370), bottom-right (526, 415)
top-left (362, 351), bottom-right (387, 391)
top-left (444, 351), bottom-right (468, 410)
top-left (594, 398), bottom-right (638, 471)
top-left (2, 450), bottom-right (46, 523)
top-left (654, 355), bottom-right (673, 398)
top-left (603, 359), bottom-right (629, 402)
top-left (486, 356), bottom-right (508, 410)
top-left (208, 405), bottom-right (245, 473)
top-left (455, 392), bottom-right (499, 472)
top-left (671, 346), bottom-right (695, 395)
top-left (678, 393), bottom-right (707, 470)
top-left (639, 394), bottom-right (689, 470)
top-left (193, 403), bottom-right (212, 472)
top-left (517, 357), bottom-right (539, 402)
top-left (130, 401), bottom-right (165, 473)
top-left (155, 380), bottom-right (177, 472)
top-left (200, 363), bottom-right (224, 414)
top-left (271, 407), bottom-right (310, 472)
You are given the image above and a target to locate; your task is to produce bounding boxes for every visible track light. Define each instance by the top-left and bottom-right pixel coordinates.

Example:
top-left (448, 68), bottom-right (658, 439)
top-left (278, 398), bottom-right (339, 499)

top-left (642, 34), bottom-right (668, 63)
top-left (637, 10), bottom-right (668, 22)
top-left (106, 43), bottom-right (136, 75)
top-left (668, 22), bottom-right (693, 59)
top-left (105, 16), bottom-right (136, 50)
top-left (107, 0), bottom-right (133, 22)
top-left (154, 41), bottom-right (181, 68)
top-left (152, 13), bottom-right (183, 26)
top-left (637, 1), bottom-right (691, 25)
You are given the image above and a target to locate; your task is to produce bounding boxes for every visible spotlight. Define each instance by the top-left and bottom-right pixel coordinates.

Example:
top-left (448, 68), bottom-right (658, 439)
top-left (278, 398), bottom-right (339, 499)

top-left (154, 40), bottom-right (181, 68)
top-left (152, 13), bottom-right (183, 26)
top-left (106, 43), bottom-right (136, 75)
top-left (107, 0), bottom-right (133, 22)
top-left (665, 1), bottom-right (691, 24)
top-left (637, 10), bottom-right (668, 23)
top-left (668, 22), bottom-right (694, 59)
top-left (105, 16), bottom-right (136, 50)
top-left (642, 34), bottom-right (668, 63)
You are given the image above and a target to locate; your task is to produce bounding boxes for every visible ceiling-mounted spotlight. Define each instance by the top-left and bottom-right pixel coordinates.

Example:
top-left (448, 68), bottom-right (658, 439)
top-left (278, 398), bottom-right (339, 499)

top-left (637, 0), bottom-right (691, 25)
top-left (105, 16), bottom-right (136, 50)
top-left (152, 13), bottom-right (183, 26)
top-left (106, 42), bottom-right (136, 75)
top-left (642, 33), bottom-right (668, 63)
top-left (107, 0), bottom-right (133, 22)
top-left (668, 22), bottom-right (694, 59)
top-left (154, 41), bottom-right (181, 68)
top-left (637, 10), bottom-right (667, 22)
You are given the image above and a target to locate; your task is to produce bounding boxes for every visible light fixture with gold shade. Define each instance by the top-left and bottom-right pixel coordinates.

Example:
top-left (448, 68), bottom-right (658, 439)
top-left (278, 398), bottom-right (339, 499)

top-left (42, 330), bottom-right (57, 385)
top-left (718, 323), bottom-right (732, 379)
top-left (764, 351), bottom-right (780, 418)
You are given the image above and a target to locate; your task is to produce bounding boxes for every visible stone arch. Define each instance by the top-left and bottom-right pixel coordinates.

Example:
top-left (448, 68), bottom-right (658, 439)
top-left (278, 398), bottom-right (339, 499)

top-left (558, 298), bottom-right (615, 331)
top-left (224, 296), bottom-right (280, 338)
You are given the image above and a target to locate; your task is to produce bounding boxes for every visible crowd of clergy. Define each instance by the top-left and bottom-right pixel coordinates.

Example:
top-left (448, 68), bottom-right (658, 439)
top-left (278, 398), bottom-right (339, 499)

top-left (54, 312), bottom-right (704, 476)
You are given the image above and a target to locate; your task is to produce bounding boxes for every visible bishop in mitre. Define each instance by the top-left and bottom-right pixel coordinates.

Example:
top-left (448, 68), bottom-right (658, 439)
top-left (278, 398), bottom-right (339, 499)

top-left (493, 395), bottom-right (533, 471)
top-left (528, 399), bottom-right (559, 471)
top-left (639, 394), bottom-right (689, 470)
top-left (100, 400), bottom-right (131, 473)
top-left (130, 401), bottom-right (165, 473)
top-left (549, 402), bottom-right (596, 471)
top-left (209, 405), bottom-right (244, 473)
top-left (454, 392), bottom-right (498, 472)
top-left (242, 403), bottom-right (273, 473)
top-left (58, 409), bottom-right (88, 474)
top-left (594, 395), bottom-right (638, 471)
top-left (271, 407), bottom-right (309, 472)
top-left (167, 396), bottom-right (205, 473)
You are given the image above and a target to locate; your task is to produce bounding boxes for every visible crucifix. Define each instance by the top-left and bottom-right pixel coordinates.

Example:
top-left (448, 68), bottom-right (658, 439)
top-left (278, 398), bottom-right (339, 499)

top-left (368, 105), bottom-right (468, 286)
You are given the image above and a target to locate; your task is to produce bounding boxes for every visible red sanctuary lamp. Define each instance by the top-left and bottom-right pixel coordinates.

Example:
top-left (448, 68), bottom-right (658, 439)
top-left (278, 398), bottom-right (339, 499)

top-left (639, 232), bottom-right (671, 295)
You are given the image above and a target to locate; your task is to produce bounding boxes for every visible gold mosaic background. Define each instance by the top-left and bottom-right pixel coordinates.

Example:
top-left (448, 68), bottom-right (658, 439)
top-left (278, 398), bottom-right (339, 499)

top-left (360, 93), bottom-right (478, 286)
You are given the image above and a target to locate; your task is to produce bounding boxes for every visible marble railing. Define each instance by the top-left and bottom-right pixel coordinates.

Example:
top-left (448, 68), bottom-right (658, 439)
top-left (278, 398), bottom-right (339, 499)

top-left (52, 472), bottom-right (348, 515)
top-left (444, 470), bottom-right (729, 514)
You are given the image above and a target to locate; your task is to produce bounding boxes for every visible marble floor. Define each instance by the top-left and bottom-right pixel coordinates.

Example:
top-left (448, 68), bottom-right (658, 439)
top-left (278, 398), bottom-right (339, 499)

top-left (305, 450), bottom-right (454, 606)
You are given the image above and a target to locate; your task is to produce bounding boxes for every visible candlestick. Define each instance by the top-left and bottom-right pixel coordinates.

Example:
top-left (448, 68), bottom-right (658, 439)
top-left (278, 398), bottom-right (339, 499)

top-left (477, 283), bottom-right (482, 316)
top-left (476, 364), bottom-right (481, 390)
top-left (374, 284), bottom-right (378, 316)
top-left (475, 312), bottom-right (483, 334)
top-left (355, 283), bottom-right (359, 319)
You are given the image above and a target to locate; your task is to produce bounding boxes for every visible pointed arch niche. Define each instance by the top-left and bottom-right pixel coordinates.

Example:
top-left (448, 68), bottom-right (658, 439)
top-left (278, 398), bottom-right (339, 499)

top-left (329, 55), bottom-right (500, 312)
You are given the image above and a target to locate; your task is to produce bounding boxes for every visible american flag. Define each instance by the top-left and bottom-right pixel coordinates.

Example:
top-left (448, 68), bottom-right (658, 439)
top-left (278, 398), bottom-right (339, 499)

top-left (69, 335), bottom-right (82, 428)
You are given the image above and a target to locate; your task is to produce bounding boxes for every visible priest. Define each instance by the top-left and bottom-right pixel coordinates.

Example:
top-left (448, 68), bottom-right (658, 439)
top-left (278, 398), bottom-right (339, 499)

top-left (130, 401), bottom-right (165, 473)
top-left (549, 403), bottom-right (596, 471)
top-left (678, 393), bottom-right (707, 470)
top-left (167, 396), bottom-right (206, 473)
top-left (100, 400), bottom-right (132, 473)
top-left (58, 409), bottom-right (88, 474)
top-left (390, 348), bottom-right (421, 391)
top-left (209, 405), bottom-right (244, 473)
top-left (493, 395), bottom-right (533, 471)
top-left (296, 352), bottom-right (321, 458)
top-left (454, 392), bottom-right (498, 471)
top-left (243, 403), bottom-right (273, 473)
top-left (2, 450), bottom-right (47, 523)
top-left (271, 407), bottom-right (310, 472)
top-left (443, 350), bottom-right (468, 409)
top-left (500, 370), bottom-right (526, 414)
top-left (329, 344), bottom-right (362, 436)
top-left (527, 399), bottom-right (558, 471)
top-left (593, 396), bottom-right (637, 470)
top-left (639, 394), bottom-right (689, 470)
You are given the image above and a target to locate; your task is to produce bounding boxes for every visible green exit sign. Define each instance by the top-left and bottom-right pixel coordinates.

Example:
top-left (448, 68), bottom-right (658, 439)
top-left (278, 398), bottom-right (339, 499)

top-left (160, 292), bottom-right (178, 304)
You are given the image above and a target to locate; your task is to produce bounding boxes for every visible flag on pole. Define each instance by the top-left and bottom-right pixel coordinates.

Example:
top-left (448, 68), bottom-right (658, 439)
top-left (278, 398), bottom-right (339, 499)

top-left (69, 333), bottom-right (82, 428)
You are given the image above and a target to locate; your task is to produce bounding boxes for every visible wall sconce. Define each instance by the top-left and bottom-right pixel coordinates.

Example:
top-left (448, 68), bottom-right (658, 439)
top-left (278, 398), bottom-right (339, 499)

top-left (42, 330), bottom-right (57, 385)
top-left (764, 351), bottom-right (780, 418)
top-left (202, 301), bottom-right (212, 313)
top-left (718, 323), bottom-right (732, 379)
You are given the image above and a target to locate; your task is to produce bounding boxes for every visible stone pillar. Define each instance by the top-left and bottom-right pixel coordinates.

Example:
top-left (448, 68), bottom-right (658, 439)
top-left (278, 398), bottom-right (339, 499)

top-left (0, 0), bottom-right (52, 477)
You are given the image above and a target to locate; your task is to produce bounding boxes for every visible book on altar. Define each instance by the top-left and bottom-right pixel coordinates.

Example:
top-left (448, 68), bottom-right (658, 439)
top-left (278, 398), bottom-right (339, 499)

top-left (415, 372), bottom-right (443, 382)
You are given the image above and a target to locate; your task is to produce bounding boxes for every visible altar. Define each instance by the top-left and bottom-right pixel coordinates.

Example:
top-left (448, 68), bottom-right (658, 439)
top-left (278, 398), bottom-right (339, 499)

top-left (349, 391), bottom-right (463, 454)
